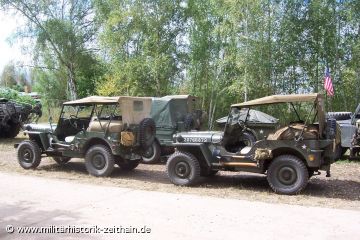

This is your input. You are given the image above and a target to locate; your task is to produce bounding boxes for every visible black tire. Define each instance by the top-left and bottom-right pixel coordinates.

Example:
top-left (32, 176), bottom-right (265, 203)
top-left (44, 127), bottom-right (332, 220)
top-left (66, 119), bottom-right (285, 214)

top-left (141, 141), bottom-right (161, 164)
top-left (117, 159), bottom-right (140, 171)
top-left (53, 157), bottom-right (71, 165)
top-left (327, 112), bottom-right (352, 121)
top-left (85, 145), bottom-right (115, 177)
top-left (2, 123), bottom-right (21, 138)
top-left (184, 114), bottom-right (194, 131)
top-left (239, 131), bottom-right (256, 147)
top-left (17, 140), bottom-right (42, 169)
top-left (139, 118), bottom-right (156, 149)
top-left (166, 151), bottom-right (201, 186)
top-left (200, 168), bottom-right (219, 177)
top-left (267, 155), bottom-right (309, 195)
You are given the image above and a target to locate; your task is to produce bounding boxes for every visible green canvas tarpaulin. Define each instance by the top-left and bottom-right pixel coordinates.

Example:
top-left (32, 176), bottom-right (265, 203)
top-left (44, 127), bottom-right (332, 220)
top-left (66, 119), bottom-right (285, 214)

top-left (150, 96), bottom-right (195, 128)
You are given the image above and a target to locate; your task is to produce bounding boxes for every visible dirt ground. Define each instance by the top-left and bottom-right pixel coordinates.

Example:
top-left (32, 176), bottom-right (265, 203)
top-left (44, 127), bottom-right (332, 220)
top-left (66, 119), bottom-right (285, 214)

top-left (1, 135), bottom-right (360, 210)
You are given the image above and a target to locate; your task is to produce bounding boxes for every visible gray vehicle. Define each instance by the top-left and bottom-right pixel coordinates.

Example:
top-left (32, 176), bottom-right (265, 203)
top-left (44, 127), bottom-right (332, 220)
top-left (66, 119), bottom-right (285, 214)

top-left (0, 98), bottom-right (42, 138)
top-left (15, 96), bottom-right (155, 177)
top-left (142, 95), bottom-right (203, 164)
top-left (165, 94), bottom-right (339, 195)
top-left (328, 104), bottom-right (360, 158)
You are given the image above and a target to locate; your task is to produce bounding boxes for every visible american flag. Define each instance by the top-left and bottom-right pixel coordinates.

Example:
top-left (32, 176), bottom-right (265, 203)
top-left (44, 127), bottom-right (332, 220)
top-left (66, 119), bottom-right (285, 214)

top-left (324, 67), bottom-right (334, 96)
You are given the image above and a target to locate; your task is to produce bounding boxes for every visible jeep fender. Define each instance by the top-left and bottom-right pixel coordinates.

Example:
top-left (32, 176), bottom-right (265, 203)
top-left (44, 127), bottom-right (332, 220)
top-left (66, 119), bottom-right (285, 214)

top-left (174, 143), bottom-right (213, 168)
top-left (82, 137), bottom-right (113, 154)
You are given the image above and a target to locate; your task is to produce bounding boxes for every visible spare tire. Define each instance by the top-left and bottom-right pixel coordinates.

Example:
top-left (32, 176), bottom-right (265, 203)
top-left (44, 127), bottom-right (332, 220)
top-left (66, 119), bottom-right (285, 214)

top-left (139, 118), bottom-right (156, 149)
top-left (327, 112), bottom-right (352, 121)
top-left (184, 114), bottom-right (194, 131)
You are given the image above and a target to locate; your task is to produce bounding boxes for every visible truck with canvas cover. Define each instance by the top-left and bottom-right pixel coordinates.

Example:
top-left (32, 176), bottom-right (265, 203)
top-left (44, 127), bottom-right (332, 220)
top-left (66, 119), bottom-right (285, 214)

top-left (142, 95), bottom-right (203, 164)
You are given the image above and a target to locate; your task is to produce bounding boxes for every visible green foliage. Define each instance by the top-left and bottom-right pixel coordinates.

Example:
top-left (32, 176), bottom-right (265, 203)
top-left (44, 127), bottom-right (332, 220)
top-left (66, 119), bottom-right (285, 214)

top-left (0, 87), bottom-right (36, 105)
top-left (3, 0), bottom-right (360, 127)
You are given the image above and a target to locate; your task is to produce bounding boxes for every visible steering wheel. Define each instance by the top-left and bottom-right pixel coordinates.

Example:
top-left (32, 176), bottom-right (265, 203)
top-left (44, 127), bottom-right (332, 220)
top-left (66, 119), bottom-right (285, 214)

top-left (68, 114), bottom-right (81, 130)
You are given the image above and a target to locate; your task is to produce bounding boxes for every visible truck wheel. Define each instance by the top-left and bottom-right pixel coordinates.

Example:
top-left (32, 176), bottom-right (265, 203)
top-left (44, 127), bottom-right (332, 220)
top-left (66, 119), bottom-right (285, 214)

top-left (184, 114), bottom-right (194, 131)
top-left (141, 141), bottom-right (161, 164)
top-left (85, 145), bottom-right (114, 177)
top-left (3, 123), bottom-right (21, 138)
top-left (239, 131), bottom-right (256, 147)
top-left (17, 140), bottom-right (42, 169)
top-left (139, 118), bottom-right (156, 149)
top-left (117, 159), bottom-right (140, 171)
top-left (53, 157), bottom-right (71, 165)
top-left (327, 112), bottom-right (352, 121)
top-left (267, 155), bottom-right (308, 195)
top-left (166, 151), bottom-right (201, 186)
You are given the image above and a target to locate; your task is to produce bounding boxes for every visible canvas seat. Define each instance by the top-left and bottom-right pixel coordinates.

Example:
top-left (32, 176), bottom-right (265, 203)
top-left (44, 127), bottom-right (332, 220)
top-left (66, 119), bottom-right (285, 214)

top-left (267, 124), bottom-right (318, 140)
top-left (87, 120), bottom-right (123, 133)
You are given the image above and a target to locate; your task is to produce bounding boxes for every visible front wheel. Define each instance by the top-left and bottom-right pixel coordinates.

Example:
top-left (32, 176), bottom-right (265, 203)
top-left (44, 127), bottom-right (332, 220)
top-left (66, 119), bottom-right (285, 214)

top-left (141, 141), bottom-right (161, 164)
top-left (17, 140), bottom-right (42, 169)
top-left (166, 151), bottom-right (201, 186)
top-left (85, 145), bottom-right (115, 177)
top-left (267, 155), bottom-right (308, 195)
top-left (53, 157), bottom-right (71, 165)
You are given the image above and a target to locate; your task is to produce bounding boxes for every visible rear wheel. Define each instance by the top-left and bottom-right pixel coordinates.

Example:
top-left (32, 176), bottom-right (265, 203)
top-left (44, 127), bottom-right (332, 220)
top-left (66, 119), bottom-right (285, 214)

top-left (85, 145), bottom-right (114, 177)
top-left (17, 140), bottom-right (42, 169)
top-left (166, 151), bottom-right (201, 186)
top-left (267, 155), bottom-right (308, 195)
top-left (141, 141), bottom-right (161, 164)
top-left (53, 157), bottom-right (71, 165)
top-left (117, 159), bottom-right (140, 171)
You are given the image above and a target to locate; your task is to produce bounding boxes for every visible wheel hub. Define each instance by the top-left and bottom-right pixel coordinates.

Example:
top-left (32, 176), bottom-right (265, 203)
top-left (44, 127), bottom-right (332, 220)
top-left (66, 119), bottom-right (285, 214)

top-left (175, 162), bottom-right (190, 178)
top-left (92, 153), bottom-right (106, 170)
top-left (278, 166), bottom-right (297, 185)
top-left (22, 149), bottom-right (33, 163)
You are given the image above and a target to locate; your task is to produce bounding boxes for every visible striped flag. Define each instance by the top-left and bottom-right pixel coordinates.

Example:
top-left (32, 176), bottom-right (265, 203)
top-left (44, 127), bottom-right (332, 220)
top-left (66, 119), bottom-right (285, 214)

top-left (324, 67), bottom-right (334, 96)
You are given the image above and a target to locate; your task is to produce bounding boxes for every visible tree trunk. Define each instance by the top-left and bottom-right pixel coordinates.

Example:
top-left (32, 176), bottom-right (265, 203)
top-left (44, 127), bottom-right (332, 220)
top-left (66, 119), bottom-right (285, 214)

top-left (67, 65), bottom-right (77, 100)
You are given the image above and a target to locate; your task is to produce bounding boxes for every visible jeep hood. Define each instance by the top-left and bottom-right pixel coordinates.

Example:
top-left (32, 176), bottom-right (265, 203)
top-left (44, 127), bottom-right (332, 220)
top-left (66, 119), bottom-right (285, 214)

top-left (174, 131), bottom-right (223, 144)
top-left (24, 123), bottom-right (57, 132)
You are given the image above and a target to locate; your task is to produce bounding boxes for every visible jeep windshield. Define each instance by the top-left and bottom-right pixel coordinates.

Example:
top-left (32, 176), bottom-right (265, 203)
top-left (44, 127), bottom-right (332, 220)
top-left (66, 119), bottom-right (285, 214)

top-left (228, 93), bottom-right (325, 136)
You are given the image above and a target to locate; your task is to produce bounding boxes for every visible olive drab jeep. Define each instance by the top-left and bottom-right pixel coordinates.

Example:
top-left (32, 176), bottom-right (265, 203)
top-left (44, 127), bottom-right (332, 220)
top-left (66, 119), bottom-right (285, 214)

top-left (141, 95), bottom-right (203, 164)
top-left (15, 96), bottom-right (155, 177)
top-left (166, 94), bottom-right (340, 195)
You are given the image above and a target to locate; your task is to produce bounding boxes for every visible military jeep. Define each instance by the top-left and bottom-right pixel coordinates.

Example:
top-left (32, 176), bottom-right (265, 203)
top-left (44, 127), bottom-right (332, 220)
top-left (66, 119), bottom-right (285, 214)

top-left (166, 93), bottom-right (339, 195)
top-left (328, 104), bottom-right (360, 159)
top-left (15, 96), bottom-right (155, 177)
top-left (142, 95), bottom-right (203, 164)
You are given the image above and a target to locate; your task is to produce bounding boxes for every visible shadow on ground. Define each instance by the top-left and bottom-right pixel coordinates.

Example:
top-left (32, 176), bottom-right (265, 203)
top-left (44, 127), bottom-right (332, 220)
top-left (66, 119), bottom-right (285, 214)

top-left (36, 160), bottom-right (360, 203)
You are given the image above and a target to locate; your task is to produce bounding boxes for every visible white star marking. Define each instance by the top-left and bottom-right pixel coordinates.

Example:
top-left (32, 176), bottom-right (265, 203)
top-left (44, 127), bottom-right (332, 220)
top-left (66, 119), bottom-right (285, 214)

top-left (302, 144), bottom-right (307, 150)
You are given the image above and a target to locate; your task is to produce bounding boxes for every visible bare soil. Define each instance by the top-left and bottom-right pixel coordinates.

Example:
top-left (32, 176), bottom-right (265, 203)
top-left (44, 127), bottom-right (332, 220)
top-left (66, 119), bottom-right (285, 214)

top-left (1, 135), bottom-right (359, 210)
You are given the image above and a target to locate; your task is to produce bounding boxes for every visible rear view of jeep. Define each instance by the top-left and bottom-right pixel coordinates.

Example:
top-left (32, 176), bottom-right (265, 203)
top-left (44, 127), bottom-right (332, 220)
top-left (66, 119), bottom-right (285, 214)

top-left (142, 95), bottom-right (203, 164)
top-left (166, 93), bottom-right (340, 194)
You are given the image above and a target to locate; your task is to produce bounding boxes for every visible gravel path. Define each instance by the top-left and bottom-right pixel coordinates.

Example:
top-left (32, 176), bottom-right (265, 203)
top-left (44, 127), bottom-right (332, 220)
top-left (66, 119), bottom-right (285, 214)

top-left (0, 136), bottom-right (359, 210)
top-left (0, 172), bottom-right (359, 240)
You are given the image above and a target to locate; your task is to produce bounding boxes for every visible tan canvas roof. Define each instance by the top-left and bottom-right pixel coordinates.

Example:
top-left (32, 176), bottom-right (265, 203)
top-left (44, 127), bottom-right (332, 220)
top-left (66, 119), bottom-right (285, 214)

top-left (231, 93), bottom-right (322, 107)
top-left (162, 95), bottom-right (195, 99)
top-left (63, 96), bottom-right (152, 105)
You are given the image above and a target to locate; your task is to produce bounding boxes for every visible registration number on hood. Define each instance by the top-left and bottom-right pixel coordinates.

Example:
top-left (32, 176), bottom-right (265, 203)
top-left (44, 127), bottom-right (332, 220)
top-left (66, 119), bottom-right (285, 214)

top-left (183, 137), bottom-right (208, 143)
